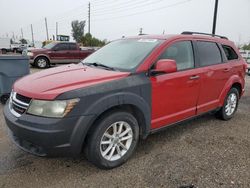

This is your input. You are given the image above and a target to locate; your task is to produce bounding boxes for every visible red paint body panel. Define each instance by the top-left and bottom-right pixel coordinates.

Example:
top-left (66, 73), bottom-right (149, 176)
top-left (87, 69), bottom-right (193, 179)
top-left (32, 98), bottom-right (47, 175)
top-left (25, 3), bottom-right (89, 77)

top-left (150, 69), bottom-right (200, 129)
top-left (13, 64), bottom-right (130, 100)
top-left (136, 34), bottom-right (246, 130)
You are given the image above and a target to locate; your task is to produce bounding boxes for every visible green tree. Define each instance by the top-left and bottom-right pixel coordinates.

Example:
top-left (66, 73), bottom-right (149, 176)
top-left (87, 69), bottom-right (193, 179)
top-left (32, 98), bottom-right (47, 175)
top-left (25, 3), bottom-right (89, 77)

top-left (242, 43), bottom-right (250, 50)
top-left (20, 38), bottom-right (28, 44)
top-left (81, 33), bottom-right (106, 47)
top-left (71, 20), bottom-right (86, 43)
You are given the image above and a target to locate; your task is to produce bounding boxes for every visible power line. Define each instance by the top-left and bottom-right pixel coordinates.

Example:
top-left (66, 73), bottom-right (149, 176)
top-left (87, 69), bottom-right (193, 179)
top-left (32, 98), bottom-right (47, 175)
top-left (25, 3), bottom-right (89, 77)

top-left (92, 0), bottom-right (152, 12)
top-left (92, 0), bottom-right (192, 21)
top-left (92, 0), bottom-right (164, 16)
top-left (89, 0), bottom-right (120, 7)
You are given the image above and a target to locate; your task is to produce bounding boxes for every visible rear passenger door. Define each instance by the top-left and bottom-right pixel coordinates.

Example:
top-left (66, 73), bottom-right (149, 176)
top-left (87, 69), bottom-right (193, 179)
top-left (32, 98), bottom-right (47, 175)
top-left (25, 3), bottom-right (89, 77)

top-left (195, 41), bottom-right (231, 114)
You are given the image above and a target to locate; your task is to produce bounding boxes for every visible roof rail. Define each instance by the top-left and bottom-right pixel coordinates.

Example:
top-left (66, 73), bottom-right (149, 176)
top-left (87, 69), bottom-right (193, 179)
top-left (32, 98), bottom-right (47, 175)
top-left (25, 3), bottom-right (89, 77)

top-left (181, 31), bottom-right (228, 40)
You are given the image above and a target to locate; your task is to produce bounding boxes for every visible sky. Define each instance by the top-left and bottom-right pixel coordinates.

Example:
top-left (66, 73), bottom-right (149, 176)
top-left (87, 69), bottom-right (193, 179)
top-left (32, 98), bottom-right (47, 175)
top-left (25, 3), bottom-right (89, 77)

top-left (0, 0), bottom-right (250, 45)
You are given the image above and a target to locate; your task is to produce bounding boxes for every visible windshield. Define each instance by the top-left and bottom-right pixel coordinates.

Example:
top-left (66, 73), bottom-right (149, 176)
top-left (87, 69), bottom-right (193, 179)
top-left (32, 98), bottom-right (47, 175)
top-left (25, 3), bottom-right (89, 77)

top-left (43, 42), bottom-right (57, 49)
top-left (82, 39), bottom-right (162, 71)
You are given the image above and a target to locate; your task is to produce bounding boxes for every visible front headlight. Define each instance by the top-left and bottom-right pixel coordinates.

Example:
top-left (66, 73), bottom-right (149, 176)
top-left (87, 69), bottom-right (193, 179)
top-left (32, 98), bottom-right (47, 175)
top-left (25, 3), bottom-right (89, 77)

top-left (27, 52), bottom-right (34, 56)
top-left (27, 98), bottom-right (79, 118)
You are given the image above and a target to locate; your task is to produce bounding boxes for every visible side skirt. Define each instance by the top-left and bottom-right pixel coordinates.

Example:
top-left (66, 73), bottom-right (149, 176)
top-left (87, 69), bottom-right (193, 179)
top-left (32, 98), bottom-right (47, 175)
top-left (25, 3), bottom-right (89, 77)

top-left (149, 107), bottom-right (221, 135)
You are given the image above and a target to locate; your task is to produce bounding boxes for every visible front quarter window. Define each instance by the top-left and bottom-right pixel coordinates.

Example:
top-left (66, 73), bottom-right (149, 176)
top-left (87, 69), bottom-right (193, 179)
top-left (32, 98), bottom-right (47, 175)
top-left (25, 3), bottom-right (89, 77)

top-left (82, 39), bottom-right (162, 71)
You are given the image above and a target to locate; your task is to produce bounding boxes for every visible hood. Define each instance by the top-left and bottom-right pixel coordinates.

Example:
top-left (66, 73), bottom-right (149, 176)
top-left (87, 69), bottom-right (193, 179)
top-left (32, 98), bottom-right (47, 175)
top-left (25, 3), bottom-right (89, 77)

top-left (13, 64), bottom-right (130, 100)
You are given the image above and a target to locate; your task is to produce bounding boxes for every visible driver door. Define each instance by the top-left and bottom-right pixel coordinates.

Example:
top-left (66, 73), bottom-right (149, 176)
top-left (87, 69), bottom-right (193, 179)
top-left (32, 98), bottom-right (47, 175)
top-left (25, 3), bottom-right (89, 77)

top-left (150, 40), bottom-right (201, 129)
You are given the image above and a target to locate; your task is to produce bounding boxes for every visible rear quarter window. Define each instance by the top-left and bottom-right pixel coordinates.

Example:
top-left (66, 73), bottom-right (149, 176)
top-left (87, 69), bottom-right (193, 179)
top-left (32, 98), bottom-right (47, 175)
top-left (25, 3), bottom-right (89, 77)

top-left (197, 41), bottom-right (222, 67)
top-left (222, 45), bottom-right (238, 61)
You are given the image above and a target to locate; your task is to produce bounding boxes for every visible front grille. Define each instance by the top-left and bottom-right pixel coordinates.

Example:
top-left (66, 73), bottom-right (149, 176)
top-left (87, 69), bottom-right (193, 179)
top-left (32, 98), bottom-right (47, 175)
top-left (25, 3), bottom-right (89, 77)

top-left (9, 92), bottom-right (31, 117)
top-left (16, 93), bottom-right (31, 104)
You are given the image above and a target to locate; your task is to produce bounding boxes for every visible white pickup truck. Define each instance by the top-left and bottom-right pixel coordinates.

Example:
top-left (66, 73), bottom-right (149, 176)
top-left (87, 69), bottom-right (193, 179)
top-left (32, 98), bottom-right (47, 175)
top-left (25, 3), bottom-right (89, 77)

top-left (0, 38), bottom-right (11, 54)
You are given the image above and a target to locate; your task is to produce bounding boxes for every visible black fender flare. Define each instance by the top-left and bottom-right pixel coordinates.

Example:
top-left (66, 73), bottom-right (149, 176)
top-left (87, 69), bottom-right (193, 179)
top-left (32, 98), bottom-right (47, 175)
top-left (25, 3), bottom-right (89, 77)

top-left (70, 92), bottom-right (151, 153)
top-left (86, 92), bottom-right (151, 136)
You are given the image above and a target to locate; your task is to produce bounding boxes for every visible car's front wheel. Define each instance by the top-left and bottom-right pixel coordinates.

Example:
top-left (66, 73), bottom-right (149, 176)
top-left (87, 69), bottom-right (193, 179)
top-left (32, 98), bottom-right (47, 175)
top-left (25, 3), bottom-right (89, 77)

top-left (85, 111), bottom-right (139, 169)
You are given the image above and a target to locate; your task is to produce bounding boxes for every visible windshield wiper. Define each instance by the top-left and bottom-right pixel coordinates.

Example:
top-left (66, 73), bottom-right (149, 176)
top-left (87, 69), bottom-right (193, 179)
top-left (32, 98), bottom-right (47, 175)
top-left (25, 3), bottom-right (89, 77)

top-left (83, 62), bottom-right (117, 71)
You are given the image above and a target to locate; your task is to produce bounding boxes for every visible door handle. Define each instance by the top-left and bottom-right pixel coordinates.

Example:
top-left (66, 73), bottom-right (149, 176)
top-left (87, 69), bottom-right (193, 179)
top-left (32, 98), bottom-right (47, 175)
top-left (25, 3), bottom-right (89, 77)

top-left (223, 68), bottom-right (231, 72)
top-left (189, 75), bottom-right (200, 80)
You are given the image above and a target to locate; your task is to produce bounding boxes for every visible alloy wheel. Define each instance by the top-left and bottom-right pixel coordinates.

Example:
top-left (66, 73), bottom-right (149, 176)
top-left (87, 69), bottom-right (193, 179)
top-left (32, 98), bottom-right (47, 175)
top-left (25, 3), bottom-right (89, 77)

top-left (225, 93), bottom-right (237, 116)
top-left (100, 121), bottom-right (133, 161)
top-left (37, 59), bottom-right (47, 68)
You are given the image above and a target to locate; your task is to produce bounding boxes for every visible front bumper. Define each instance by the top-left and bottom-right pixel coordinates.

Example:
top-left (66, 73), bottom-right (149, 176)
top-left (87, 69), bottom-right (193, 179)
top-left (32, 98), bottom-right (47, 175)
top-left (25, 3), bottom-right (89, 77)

top-left (4, 104), bottom-right (95, 157)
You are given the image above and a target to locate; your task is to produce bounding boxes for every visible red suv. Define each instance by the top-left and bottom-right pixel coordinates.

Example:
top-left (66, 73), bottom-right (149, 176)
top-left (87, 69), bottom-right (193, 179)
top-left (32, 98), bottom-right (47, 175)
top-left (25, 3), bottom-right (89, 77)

top-left (4, 32), bottom-right (247, 169)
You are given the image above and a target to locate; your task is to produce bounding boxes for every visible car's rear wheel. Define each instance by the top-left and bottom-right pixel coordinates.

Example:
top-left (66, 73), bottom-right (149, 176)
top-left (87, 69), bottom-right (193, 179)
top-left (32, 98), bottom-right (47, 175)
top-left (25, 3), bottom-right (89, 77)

top-left (216, 87), bottom-right (239, 120)
top-left (35, 57), bottom-right (49, 69)
top-left (85, 111), bottom-right (139, 169)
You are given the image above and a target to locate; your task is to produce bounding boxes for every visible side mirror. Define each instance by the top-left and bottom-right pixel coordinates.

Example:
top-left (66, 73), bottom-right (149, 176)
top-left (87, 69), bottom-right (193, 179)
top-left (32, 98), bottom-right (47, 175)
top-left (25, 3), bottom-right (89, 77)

top-left (151, 59), bottom-right (177, 75)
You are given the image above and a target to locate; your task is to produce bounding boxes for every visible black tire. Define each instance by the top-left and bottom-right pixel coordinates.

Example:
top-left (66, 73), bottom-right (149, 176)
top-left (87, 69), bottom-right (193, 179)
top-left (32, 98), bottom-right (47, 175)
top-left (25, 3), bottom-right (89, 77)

top-left (30, 63), bottom-right (35, 67)
top-left (85, 111), bottom-right (139, 169)
top-left (1, 49), bottom-right (7, 54)
top-left (35, 57), bottom-right (49, 69)
top-left (216, 87), bottom-right (239, 120)
top-left (0, 94), bottom-right (9, 105)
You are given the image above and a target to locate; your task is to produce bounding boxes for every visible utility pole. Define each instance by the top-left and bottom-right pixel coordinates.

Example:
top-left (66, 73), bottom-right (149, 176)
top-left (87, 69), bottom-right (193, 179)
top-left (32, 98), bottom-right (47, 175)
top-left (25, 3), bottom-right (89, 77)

top-left (21, 28), bottom-right (24, 39)
top-left (56, 22), bottom-right (58, 40)
top-left (212, 0), bottom-right (219, 35)
top-left (88, 2), bottom-right (91, 34)
top-left (45, 17), bottom-right (49, 40)
top-left (31, 24), bottom-right (34, 46)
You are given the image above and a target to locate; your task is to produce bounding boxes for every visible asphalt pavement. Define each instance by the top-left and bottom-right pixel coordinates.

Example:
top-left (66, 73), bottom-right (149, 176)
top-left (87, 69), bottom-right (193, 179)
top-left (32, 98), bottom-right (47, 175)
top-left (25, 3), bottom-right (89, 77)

top-left (0, 70), bottom-right (249, 188)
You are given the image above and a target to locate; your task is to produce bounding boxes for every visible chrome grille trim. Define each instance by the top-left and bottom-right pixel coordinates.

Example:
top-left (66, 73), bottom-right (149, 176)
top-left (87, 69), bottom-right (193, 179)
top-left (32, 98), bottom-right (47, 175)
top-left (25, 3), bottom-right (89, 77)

top-left (9, 92), bottom-right (31, 117)
top-left (13, 93), bottom-right (29, 107)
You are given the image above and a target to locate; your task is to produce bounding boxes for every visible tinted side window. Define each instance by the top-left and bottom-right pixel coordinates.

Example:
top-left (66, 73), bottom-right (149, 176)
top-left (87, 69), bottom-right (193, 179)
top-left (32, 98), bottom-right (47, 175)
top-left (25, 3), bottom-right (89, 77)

top-left (197, 41), bottom-right (222, 66)
top-left (222, 45), bottom-right (238, 60)
top-left (159, 41), bottom-right (194, 71)
top-left (54, 43), bottom-right (69, 51)
top-left (69, 43), bottom-right (77, 50)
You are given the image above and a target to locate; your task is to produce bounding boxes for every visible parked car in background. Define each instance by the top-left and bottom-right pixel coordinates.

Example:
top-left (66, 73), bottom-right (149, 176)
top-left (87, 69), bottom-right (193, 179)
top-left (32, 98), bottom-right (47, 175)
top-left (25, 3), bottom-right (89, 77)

top-left (239, 50), bottom-right (250, 75)
top-left (0, 38), bottom-right (11, 54)
top-left (16, 44), bottom-right (28, 53)
top-left (4, 32), bottom-right (247, 169)
top-left (27, 42), bottom-right (95, 68)
top-left (10, 43), bottom-right (21, 53)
